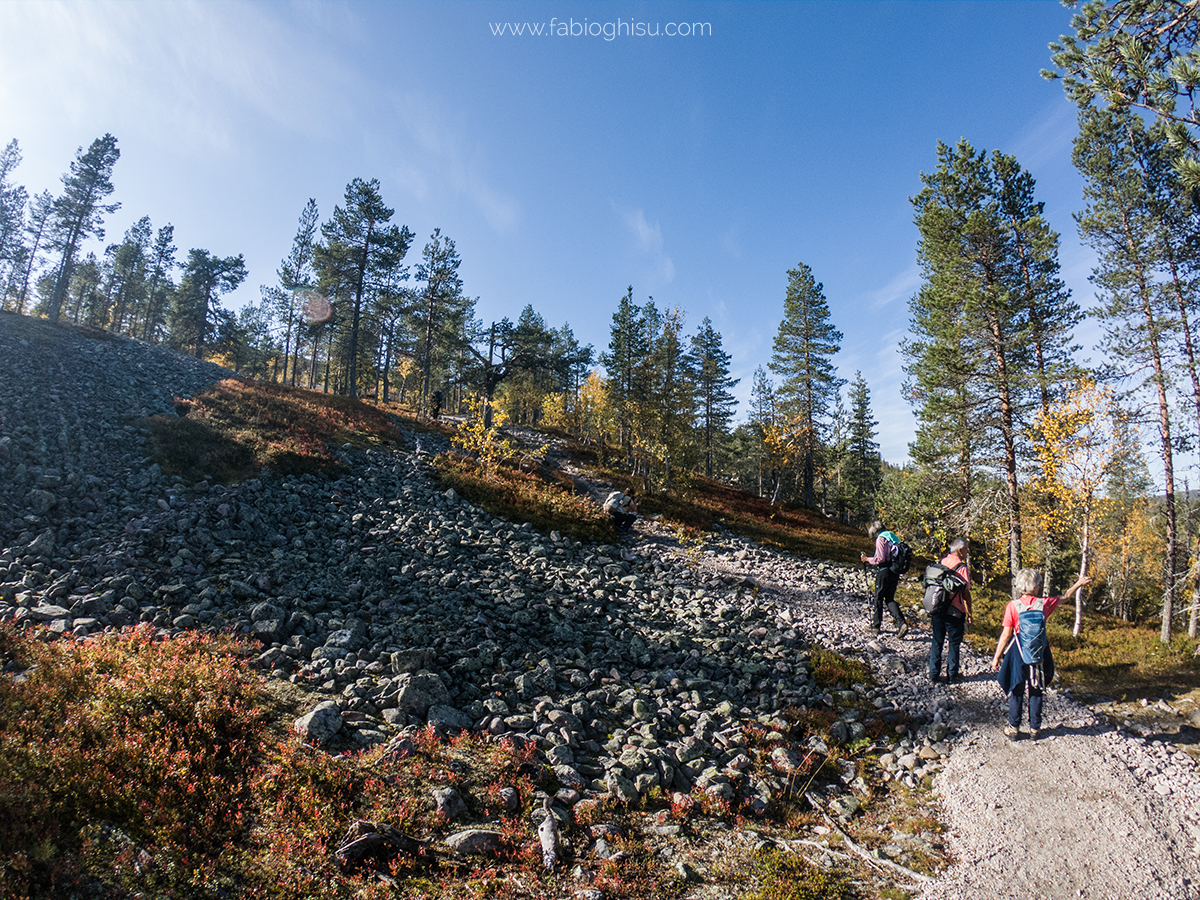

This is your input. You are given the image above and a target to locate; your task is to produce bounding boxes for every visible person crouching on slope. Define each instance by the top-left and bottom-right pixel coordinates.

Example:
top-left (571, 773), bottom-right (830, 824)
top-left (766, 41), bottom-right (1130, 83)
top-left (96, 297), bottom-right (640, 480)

top-left (860, 520), bottom-right (909, 639)
top-left (991, 567), bottom-right (1090, 741)
top-left (603, 488), bottom-right (639, 534)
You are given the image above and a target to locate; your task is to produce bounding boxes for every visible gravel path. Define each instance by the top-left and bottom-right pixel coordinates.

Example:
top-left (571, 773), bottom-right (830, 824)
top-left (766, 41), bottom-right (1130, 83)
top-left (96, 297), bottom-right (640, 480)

top-left (682, 531), bottom-right (1200, 900)
top-left (2, 311), bottom-right (1198, 899)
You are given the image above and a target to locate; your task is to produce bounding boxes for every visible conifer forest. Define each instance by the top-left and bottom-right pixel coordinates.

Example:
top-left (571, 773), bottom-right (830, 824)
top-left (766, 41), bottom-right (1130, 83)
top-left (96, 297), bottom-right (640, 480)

top-left (2, 1), bottom-right (1200, 645)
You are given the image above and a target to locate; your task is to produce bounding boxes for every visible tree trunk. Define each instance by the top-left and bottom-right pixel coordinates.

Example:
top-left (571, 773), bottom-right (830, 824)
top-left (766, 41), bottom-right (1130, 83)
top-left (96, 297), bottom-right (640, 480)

top-left (1074, 516), bottom-right (1089, 637)
top-left (986, 309), bottom-right (1023, 593)
top-left (1141, 291), bottom-right (1178, 643)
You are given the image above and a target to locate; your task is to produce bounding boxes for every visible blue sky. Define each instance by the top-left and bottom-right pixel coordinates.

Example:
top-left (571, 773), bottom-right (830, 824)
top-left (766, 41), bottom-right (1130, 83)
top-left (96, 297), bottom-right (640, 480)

top-left (1, 1), bottom-right (1102, 466)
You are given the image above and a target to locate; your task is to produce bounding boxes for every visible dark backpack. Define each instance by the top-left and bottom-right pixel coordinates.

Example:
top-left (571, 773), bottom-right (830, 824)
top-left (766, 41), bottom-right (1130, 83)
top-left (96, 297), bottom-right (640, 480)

top-left (887, 539), bottom-right (913, 575)
top-left (921, 563), bottom-right (968, 616)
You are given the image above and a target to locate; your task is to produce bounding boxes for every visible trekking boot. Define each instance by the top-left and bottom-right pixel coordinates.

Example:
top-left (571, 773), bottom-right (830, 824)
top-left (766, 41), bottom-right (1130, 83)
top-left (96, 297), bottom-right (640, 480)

top-left (1004, 725), bottom-right (1020, 741)
top-left (897, 622), bottom-right (909, 640)
top-left (1029, 728), bottom-right (1042, 741)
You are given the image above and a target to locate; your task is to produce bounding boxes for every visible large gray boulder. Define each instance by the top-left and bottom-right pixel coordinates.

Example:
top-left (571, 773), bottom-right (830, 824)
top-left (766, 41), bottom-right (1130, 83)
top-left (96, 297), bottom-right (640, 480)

top-left (293, 701), bottom-right (344, 744)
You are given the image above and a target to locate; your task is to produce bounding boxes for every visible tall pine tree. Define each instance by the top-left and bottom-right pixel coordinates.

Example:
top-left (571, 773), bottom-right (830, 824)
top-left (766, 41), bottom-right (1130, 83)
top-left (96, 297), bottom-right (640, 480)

top-left (0, 140), bottom-right (27, 305)
top-left (276, 199), bottom-right (320, 385)
top-left (846, 372), bottom-right (882, 525)
top-left (140, 224), bottom-right (177, 342)
top-left (688, 317), bottom-right (739, 478)
top-left (45, 134), bottom-right (120, 322)
top-left (166, 249), bottom-right (247, 358)
top-left (1074, 107), bottom-right (1186, 641)
top-left (907, 140), bottom-right (1078, 587)
top-left (769, 262), bottom-right (843, 508)
top-left (315, 179), bottom-right (412, 399)
top-left (411, 228), bottom-right (470, 413)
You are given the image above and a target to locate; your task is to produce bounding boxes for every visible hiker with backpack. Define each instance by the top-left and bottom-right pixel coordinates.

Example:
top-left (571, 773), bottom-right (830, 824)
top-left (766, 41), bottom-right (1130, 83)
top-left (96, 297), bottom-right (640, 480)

top-left (860, 520), bottom-right (910, 639)
top-left (925, 537), bottom-right (973, 684)
top-left (991, 567), bottom-right (1091, 740)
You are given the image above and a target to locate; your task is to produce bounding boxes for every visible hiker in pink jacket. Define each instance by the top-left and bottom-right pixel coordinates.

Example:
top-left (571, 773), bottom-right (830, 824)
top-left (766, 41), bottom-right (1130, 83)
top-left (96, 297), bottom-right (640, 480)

top-left (860, 520), bottom-right (909, 639)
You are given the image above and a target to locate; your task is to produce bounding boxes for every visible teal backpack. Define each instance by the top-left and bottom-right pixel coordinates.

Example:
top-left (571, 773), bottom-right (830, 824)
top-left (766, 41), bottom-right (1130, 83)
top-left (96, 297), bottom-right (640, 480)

top-left (1015, 598), bottom-right (1047, 665)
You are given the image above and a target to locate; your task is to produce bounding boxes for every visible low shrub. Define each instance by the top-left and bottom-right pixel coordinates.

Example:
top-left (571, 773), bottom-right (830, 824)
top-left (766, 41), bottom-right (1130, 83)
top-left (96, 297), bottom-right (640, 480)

top-left (745, 849), bottom-right (855, 900)
top-left (433, 452), bottom-right (613, 543)
top-left (808, 648), bottom-right (875, 689)
top-left (0, 624), bottom-right (270, 898)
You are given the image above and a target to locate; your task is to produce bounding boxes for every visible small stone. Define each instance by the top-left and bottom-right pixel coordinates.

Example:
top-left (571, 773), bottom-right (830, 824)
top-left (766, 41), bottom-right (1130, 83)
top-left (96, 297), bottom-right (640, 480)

top-left (444, 829), bottom-right (503, 856)
top-left (829, 795), bottom-right (860, 818)
top-left (606, 771), bottom-right (638, 804)
top-left (433, 787), bottom-right (468, 820)
top-left (498, 786), bottom-right (521, 813)
top-left (770, 746), bottom-right (802, 773)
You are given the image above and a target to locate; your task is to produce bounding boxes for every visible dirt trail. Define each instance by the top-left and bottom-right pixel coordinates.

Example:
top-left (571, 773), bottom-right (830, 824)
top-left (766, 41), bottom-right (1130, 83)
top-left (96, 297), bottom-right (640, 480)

top-left (915, 653), bottom-right (1199, 900)
top-left (667, 523), bottom-right (1200, 900)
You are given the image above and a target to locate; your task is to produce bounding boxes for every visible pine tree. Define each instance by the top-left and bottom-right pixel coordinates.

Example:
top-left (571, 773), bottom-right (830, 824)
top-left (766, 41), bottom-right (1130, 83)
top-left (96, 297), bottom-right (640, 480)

top-left (1074, 107), bottom-right (1185, 641)
top-left (373, 268), bottom-right (411, 404)
top-left (907, 140), bottom-right (1079, 587)
top-left (13, 191), bottom-right (53, 315)
top-left (315, 179), bottom-right (413, 399)
top-left (846, 372), bottom-right (881, 525)
top-left (107, 216), bottom-right (152, 334)
top-left (769, 262), bottom-right (843, 508)
top-left (166, 249), bottom-right (247, 358)
top-left (498, 305), bottom-right (557, 425)
top-left (140, 224), bottom-right (177, 342)
top-left (1096, 411), bottom-right (1157, 622)
top-left (411, 228), bottom-right (470, 413)
top-left (748, 366), bottom-right (776, 498)
top-left (65, 252), bottom-right (104, 325)
top-left (600, 286), bottom-right (643, 454)
top-left (45, 134), bottom-right (121, 322)
top-left (652, 307), bottom-right (696, 481)
top-left (276, 199), bottom-right (319, 385)
top-left (0, 139), bottom-right (27, 306)
top-left (823, 389), bottom-right (851, 520)
top-left (689, 317), bottom-right (739, 478)
top-left (1048, 0), bottom-right (1200, 188)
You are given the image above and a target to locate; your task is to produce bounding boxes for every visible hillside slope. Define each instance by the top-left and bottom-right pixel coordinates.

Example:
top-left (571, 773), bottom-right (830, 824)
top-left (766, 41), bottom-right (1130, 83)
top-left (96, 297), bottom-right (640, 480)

top-left (1, 311), bottom-right (1197, 900)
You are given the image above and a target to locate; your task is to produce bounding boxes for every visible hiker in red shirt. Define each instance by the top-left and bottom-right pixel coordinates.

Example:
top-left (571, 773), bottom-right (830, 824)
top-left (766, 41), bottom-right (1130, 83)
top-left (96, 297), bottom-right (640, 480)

top-left (991, 567), bottom-right (1090, 741)
top-left (928, 537), bottom-right (973, 684)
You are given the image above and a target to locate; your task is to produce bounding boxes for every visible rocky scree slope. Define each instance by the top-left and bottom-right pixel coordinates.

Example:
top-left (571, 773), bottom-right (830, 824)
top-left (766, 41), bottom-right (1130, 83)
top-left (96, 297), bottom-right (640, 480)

top-left (2, 312), bottom-right (1199, 900)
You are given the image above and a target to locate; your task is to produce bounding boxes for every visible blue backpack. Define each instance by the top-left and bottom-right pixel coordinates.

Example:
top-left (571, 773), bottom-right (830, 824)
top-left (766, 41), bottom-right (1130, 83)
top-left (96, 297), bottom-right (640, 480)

top-left (1015, 598), bottom-right (1047, 665)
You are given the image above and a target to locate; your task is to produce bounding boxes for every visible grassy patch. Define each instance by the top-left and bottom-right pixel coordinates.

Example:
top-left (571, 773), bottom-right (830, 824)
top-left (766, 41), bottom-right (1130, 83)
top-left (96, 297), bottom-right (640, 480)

top-left (743, 849), bottom-right (856, 900)
top-left (433, 452), bottom-right (615, 543)
top-left (808, 648), bottom-right (875, 689)
top-left (145, 378), bottom-right (408, 483)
